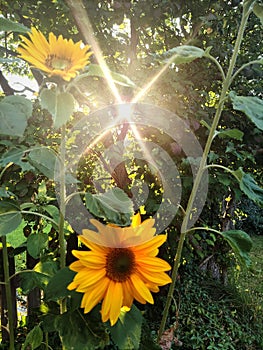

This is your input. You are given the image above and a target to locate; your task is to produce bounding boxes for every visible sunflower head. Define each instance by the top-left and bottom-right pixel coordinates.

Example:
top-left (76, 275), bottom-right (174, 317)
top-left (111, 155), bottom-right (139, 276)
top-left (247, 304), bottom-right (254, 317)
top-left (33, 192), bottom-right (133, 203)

top-left (68, 214), bottom-right (172, 326)
top-left (17, 27), bottom-right (92, 81)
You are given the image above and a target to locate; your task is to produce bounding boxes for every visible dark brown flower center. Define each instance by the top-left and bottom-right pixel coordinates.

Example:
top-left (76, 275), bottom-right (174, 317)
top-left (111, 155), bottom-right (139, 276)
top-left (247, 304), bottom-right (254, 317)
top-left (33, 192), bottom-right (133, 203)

top-left (106, 248), bottom-right (136, 282)
top-left (45, 55), bottom-right (71, 70)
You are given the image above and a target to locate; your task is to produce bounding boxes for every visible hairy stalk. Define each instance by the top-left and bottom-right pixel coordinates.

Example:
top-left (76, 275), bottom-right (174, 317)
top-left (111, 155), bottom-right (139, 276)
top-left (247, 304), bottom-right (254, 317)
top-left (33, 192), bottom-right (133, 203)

top-left (58, 124), bottom-right (67, 313)
top-left (2, 236), bottom-right (15, 350)
top-left (158, 5), bottom-right (252, 341)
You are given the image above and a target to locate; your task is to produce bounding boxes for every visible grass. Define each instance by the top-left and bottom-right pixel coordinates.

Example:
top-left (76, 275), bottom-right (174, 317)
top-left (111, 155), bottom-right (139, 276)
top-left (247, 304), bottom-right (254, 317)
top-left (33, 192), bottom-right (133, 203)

top-left (235, 235), bottom-right (263, 312)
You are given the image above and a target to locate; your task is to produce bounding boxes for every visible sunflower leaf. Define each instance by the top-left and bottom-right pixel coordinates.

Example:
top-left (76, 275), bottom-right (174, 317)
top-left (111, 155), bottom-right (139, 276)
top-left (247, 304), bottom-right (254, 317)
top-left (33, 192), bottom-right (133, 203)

top-left (0, 200), bottom-right (22, 236)
top-left (85, 188), bottom-right (134, 226)
top-left (45, 267), bottom-right (76, 301)
top-left (27, 232), bottom-right (48, 259)
top-left (163, 45), bottom-right (205, 64)
top-left (85, 64), bottom-right (136, 87)
top-left (233, 168), bottom-right (263, 207)
top-left (0, 95), bottom-right (32, 137)
top-left (0, 17), bottom-right (29, 33)
top-left (22, 325), bottom-right (43, 350)
top-left (55, 310), bottom-right (109, 349)
top-left (229, 92), bottom-right (263, 130)
top-left (40, 88), bottom-right (75, 129)
top-left (220, 230), bottom-right (253, 268)
top-left (110, 305), bottom-right (143, 350)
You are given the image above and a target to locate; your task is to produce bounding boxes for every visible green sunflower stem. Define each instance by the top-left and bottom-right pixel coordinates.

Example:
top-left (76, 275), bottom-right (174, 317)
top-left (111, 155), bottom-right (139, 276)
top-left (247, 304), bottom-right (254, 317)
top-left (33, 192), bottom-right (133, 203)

top-left (2, 236), bottom-right (15, 350)
top-left (157, 6), bottom-right (251, 342)
top-left (58, 124), bottom-right (67, 314)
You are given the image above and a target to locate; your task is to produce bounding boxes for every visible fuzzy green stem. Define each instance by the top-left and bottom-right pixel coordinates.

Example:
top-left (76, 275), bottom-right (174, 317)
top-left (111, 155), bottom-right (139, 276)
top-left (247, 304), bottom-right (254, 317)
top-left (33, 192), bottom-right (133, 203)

top-left (157, 7), bottom-right (251, 342)
top-left (2, 236), bottom-right (15, 350)
top-left (58, 124), bottom-right (67, 313)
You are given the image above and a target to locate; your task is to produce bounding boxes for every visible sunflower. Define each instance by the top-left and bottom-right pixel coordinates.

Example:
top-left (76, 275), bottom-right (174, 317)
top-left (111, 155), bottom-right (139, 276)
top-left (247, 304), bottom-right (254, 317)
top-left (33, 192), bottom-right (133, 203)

top-left (17, 28), bottom-right (92, 81)
top-left (68, 214), bottom-right (172, 326)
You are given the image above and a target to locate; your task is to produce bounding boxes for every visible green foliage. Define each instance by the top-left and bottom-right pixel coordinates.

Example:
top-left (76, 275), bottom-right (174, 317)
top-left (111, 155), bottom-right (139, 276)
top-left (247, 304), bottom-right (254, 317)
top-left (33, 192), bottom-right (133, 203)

top-left (85, 188), bottom-right (134, 225)
top-left (27, 232), bottom-right (48, 259)
top-left (85, 64), bottom-right (136, 87)
top-left (45, 267), bottom-right (76, 302)
top-left (162, 45), bottom-right (206, 64)
top-left (54, 310), bottom-right (109, 350)
top-left (172, 267), bottom-right (263, 349)
top-left (22, 325), bottom-right (43, 350)
top-left (40, 88), bottom-right (76, 129)
top-left (0, 200), bottom-right (22, 235)
top-left (110, 305), bottom-right (143, 350)
top-left (0, 16), bottom-right (29, 33)
top-left (0, 95), bottom-right (32, 137)
top-left (229, 92), bottom-right (263, 131)
top-left (233, 168), bottom-right (263, 207)
top-left (220, 230), bottom-right (253, 267)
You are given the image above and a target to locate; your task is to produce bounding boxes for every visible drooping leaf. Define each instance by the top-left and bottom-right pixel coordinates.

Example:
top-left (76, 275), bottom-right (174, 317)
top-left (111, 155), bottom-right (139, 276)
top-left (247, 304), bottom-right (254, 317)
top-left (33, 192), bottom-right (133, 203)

top-left (85, 64), bottom-right (136, 87)
top-left (3, 95), bottom-right (33, 117)
top-left (55, 310), bottom-right (108, 350)
top-left (85, 188), bottom-right (134, 225)
top-left (253, 3), bottom-right (263, 25)
top-left (39, 88), bottom-right (75, 128)
top-left (163, 45), bottom-right (205, 64)
top-left (6, 220), bottom-right (26, 248)
top-left (110, 305), bottom-right (143, 350)
top-left (0, 201), bottom-right (22, 236)
top-left (0, 96), bottom-right (32, 137)
top-left (229, 92), bottom-right (263, 130)
top-left (28, 147), bottom-right (58, 179)
top-left (233, 168), bottom-right (263, 207)
top-left (215, 128), bottom-right (244, 141)
top-left (20, 271), bottom-right (50, 294)
top-left (27, 232), bottom-right (48, 258)
top-left (0, 147), bottom-right (33, 172)
top-left (0, 103), bottom-right (27, 137)
top-left (0, 17), bottom-right (29, 33)
top-left (28, 147), bottom-right (78, 183)
top-left (45, 267), bottom-right (76, 301)
top-left (22, 325), bottom-right (43, 350)
top-left (220, 230), bottom-right (253, 267)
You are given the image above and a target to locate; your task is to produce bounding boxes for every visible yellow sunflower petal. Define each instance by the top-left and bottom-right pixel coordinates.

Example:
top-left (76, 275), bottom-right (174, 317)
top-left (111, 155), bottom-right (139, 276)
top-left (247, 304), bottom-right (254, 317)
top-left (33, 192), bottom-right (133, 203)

top-left (82, 277), bottom-right (110, 314)
top-left (136, 256), bottom-right (171, 271)
top-left (130, 274), bottom-right (154, 304)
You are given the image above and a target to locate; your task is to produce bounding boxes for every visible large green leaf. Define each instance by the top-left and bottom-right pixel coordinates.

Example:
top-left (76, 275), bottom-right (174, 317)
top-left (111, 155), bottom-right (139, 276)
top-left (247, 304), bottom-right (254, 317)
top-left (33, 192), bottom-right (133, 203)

top-left (55, 311), bottom-right (108, 350)
top-left (20, 271), bottom-right (50, 294)
top-left (45, 267), bottom-right (76, 301)
top-left (85, 188), bottom-right (134, 225)
top-left (220, 230), bottom-right (253, 267)
top-left (40, 88), bottom-right (75, 129)
top-left (0, 95), bottom-right (32, 137)
top-left (28, 147), bottom-right (78, 183)
top-left (22, 325), bottom-right (43, 350)
top-left (110, 305), bottom-right (143, 350)
top-left (0, 147), bottom-right (33, 172)
top-left (163, 45), bottom-right (205, 64)
top-left (6, 220), bottom-right (26, 248)
top-left (85, 64), bottom-right (136, 87)
top-left (0, 17), bottom-right (29, 33)
top-left (27, 232), bottom-right (48, 259)
top-left (215, 128), bottom-right (244, 141)
top-left (229, 92), bottom-right (263, 130)
top-left (233, 168), bottom-right (263, 207)
top-left (4, 95), bottom-right (33, 117)
top-left (253, 3), bottom-right (263, 25)
top-left (0, 201), bottom-right (22, 236)
top-left (0, 103), bottom-right (27, 137)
